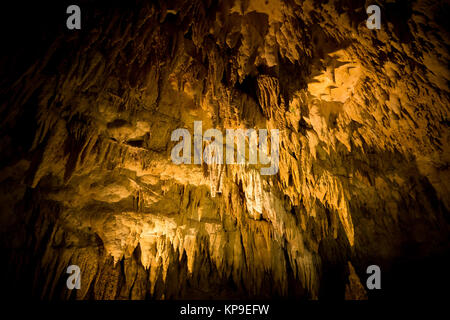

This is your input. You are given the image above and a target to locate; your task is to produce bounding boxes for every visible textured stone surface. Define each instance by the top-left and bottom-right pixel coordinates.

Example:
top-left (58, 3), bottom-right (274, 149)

top-left (0, 0), bottom-right (449, 299)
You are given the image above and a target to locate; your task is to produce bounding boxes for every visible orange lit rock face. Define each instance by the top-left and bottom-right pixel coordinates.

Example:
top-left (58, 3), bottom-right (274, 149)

top-left (0, 0), bottom-right (449, 300)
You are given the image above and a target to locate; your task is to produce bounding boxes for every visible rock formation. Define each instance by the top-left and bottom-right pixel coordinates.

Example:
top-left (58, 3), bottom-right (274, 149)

top-left (0, 0), bottom-right (449, 300)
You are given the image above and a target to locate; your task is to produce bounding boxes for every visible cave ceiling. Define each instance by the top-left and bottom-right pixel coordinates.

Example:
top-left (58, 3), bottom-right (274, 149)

top-left (0, 0), bottom-right (449, 300)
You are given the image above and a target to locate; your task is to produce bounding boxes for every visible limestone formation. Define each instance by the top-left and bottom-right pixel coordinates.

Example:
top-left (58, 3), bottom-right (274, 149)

top-left (0, 0), bottom-right (449, 300)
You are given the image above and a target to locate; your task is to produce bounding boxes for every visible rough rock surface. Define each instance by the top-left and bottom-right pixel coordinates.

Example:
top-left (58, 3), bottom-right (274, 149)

top-left (0, 0), bottom-right (449, 299)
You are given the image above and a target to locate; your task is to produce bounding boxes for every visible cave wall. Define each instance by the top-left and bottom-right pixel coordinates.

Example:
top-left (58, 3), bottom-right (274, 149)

top-left (0, 0), bottom-right (449, 299)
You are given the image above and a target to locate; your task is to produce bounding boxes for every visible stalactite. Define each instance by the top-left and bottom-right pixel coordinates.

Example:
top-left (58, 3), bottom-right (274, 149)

top-left (0, 0), bottom-right (448, 300)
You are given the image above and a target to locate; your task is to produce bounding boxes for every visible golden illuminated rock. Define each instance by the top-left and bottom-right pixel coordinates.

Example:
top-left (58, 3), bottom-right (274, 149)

top-left (0, 0), bottom-right (448, 300)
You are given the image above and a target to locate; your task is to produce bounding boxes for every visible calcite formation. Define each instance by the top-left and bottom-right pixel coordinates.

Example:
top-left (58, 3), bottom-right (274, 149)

top-left (0, 0), bottom-right (448, 300)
